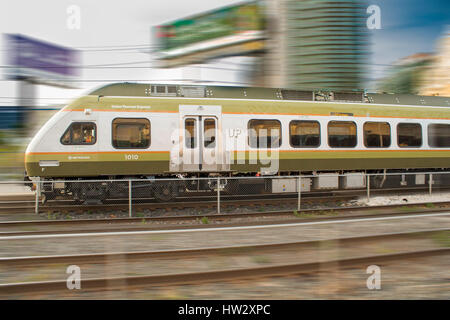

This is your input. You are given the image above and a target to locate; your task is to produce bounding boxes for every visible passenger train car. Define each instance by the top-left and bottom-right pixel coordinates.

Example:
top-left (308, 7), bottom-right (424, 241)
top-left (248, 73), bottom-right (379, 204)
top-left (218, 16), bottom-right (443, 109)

top-left (24, 83), bottom-right (450, 201)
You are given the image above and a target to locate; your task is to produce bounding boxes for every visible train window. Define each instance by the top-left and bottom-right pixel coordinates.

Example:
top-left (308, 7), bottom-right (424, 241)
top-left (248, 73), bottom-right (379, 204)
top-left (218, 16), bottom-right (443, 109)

top-left (397, 123), bottom-right (422, 148)
top-left (328, 121), bottom-right (357, 148)
top-left (289, 121), bottom-right (320, 148)
top-left (112, 118), bottom-right (150, 149)
top-left (60, 122), bottom-right (96, 145)
top-left (185, 118), bottom-right (197, 149)
top-left (428, 124), bottom-right (450, 147)
top-left (204, 118), bottom-right (216, 148)
top-left (248, 120), bottom-right (281, 148)
top-left (364, 122), bottom-right (391, 148)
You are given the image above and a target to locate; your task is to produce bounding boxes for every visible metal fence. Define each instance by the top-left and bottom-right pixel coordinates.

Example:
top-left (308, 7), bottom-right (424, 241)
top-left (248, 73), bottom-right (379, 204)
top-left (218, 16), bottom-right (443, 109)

top-left (0, 171), bottom-right (449, 217)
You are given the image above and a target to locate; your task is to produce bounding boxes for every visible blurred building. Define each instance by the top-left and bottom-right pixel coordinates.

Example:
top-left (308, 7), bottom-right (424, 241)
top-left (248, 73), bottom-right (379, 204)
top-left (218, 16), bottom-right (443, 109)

top-left (154, 1), bottom-right (266, 69)
top-left (377, 53), bottom-right (434, 95)
top-left (377, 29), bottom-right (450, 97)
top-left (263, 0), bottom-right (368, 91)
top-left (154, 0), bottom-right (369, 91)
top-left (419, 30), bottom-right (450, 97)
top-left (2, 34), bottom-right (80, 131)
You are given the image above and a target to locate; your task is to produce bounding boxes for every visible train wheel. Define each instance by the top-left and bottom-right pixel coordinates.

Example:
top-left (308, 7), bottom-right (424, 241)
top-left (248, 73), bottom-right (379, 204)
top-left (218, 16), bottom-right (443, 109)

top-left (224, 179), bottom-right (239, 194)
top-left (74, 183), bottom-right (107, 204)
top-left (154, 182), bottom-right (179, 202)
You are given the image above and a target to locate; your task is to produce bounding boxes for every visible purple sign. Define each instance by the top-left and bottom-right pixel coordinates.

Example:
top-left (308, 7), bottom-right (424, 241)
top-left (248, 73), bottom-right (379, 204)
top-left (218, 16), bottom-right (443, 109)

top-left (4, 34), bottom-right (80, 79)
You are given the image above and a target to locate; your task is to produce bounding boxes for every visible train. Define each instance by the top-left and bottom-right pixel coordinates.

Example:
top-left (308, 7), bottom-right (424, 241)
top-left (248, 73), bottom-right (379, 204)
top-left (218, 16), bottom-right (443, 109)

top-left (24, 83), bottom-right (450, 202)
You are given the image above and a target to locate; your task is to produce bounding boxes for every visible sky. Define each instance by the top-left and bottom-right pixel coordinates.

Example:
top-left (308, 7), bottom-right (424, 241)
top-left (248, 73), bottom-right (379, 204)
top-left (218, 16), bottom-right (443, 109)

top-left (0, 0), bottom-right (449, 106)
top-left (368, 0), bottom-right (450, 84)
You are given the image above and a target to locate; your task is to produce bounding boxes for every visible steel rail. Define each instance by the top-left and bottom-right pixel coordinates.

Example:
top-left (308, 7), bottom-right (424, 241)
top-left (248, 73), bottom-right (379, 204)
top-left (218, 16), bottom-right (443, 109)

top-left (0, 203), bottom-right (450, 238)
top-left (1, 212), bottom-right (450, 241)
top-left (0, 248), bottom-right (448, 295)
top-left (0, 228), bottom-right (447, 267)
top-left (0, 193), bottom-right (355, 214)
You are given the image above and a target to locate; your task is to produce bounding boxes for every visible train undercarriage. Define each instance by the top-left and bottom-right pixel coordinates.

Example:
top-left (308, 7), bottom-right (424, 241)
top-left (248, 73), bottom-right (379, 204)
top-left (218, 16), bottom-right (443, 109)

top-left (28, 168), bottom-right (450, 205)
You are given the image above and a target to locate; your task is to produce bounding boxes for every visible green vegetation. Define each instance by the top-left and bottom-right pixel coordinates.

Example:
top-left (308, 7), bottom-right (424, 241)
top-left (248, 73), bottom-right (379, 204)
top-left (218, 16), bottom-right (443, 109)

top-left (0, 130), bottom-right (26, 169)
top-left (159, 290), bottom-right (187, 300)
top-left (293, 209), bottom-right (339, 218)
top-left (374, 247), bottom-right (396, 255)
top-left (200, 216), bottom-right (209, 224)
top-left (377, 58), bottom-right (432, 94)
top-left (251, 255), bottom-right (271, 264)
top-left (432, 231), bottom-right (450, 247)
top-left (20, 226), bottom-right (39, 232)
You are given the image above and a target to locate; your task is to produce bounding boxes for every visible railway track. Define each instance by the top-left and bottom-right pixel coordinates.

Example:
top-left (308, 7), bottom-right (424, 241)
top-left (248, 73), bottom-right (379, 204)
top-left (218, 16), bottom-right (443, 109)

top-left (0, 192), bottom-right (354, 214)
top-left (0, 202), bottom-right (449, 240)
top-left (0, 229), bottom-right (447, 295)
top-left (0, 203), bottom-right (450, 238)
top-left (1, 229), bottom-right (447, 266)
top-left (0, 185), bottom-right (446, 215)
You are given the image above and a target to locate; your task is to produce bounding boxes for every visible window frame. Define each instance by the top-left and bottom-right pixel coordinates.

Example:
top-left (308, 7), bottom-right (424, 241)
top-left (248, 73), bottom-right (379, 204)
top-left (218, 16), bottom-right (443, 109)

top-left (111, 117), bottom-right (151, 149)
top-left (363, 121), bottom-right (391, 148)
top-left (247, 119), bottom-right (282, 149)
top-left (60, 122), bottom-right (97, 146)
top-left (397, 123), bottom-right (423, 148)
top-left (184, 117), bottom-right (197, 149)
top-left (327, 120), bottom-right (358, 148)
top-left (428, 123), bottom-right (450, 148)
top-left (203, 118), bottom-right (217, 149)
top-left (289, 120), bottom-right (321, 148)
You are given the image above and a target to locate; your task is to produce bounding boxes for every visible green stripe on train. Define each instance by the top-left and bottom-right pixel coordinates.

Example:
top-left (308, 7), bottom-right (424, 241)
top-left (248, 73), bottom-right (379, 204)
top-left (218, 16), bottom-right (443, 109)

top-left (26, 156), bottom-right (450, 177)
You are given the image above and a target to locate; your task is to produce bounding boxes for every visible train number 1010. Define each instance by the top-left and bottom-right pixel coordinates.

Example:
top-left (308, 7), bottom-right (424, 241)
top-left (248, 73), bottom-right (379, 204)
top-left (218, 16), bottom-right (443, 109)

top-left (124, 154), bottom-right (139, 160)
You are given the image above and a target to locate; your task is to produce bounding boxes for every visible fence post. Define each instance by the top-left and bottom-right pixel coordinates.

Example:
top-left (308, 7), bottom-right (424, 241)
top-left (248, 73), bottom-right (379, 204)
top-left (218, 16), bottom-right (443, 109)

top-left (129, 179), bottom-right (132, 217)
top-left (429, 173), bottom-right (433, 196)
top-left (35, 177), bottom-right (40, 214)
top-left (297, 176), bottom-right (301, 211)
top-left (217, 177), bottom-right (221, 214)
top-left (367, 174), bottom-right (370, 201)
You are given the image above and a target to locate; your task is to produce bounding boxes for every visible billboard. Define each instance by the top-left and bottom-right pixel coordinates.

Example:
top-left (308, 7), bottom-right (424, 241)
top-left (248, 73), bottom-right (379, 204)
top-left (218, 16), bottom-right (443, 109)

top-left (3, 34), bottom-right (81, 88)
top-left (154, 1), bottom-right (265, 67)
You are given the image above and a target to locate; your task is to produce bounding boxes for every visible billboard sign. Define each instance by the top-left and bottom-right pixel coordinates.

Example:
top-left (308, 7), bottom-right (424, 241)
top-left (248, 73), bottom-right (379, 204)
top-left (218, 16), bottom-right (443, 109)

top-left (3, 34), bottom-right (81, 88)
top-left (154, 1), bottom-right (265, 67)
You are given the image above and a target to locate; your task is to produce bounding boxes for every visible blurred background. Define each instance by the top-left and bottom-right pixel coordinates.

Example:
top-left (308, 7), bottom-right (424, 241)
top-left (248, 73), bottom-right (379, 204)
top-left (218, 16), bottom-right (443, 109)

top-left (0, 0), bottom-right (449, 179)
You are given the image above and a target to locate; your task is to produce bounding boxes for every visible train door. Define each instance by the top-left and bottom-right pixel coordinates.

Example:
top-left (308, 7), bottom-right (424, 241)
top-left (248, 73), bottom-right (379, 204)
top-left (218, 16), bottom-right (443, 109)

top-left (201, 117), bottom-right (218, 171)
top-left (175, 105), bottom-right (227, 172)
top-left (182, 115), bottom-right (219, 171)
top-left (182, 116), bottom-right (200, 171)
